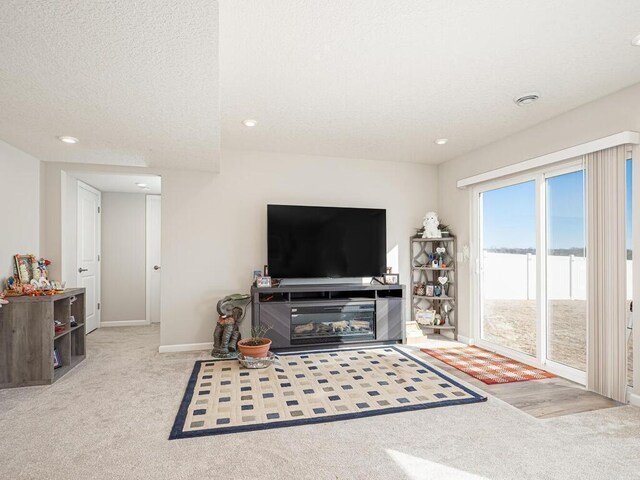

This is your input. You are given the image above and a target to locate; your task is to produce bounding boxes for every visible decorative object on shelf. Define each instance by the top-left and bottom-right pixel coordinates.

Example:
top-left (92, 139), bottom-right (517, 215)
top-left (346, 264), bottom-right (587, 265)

top-left (414, 283), bottom-right (426, 296)
top-left (438, 224), bottom-right (451, 238)
top-left (383, 273), bottom-right (399, 285)
top-left (14, 254), bottom-right (36, 284)
top-left (422, 211), bottom-right (442, 239)
top-left (237, 351), bottom-right (276, 369)
top-left (415, 308), bottom-right (436, 325)
top-left (252, 270), bottom-right (262, 284)
top-left (53, 349), bottom-right (62, 369)
top-left (237, 324), bottom-right (273, 359)
top-left (438, 276), bottom-right (449, 296)
top-left (256, 276), bottom-right (272, 288)
top-left (0, 292), bottom-right (8, 309)
top-left (211, 293), bottom-right (250, 359)
top-left (442, 304), bottom-right (451, 325)
top-left (385, 267), bottom-right (392, 274)
top-left (410, 234), bottom-right (457, 339)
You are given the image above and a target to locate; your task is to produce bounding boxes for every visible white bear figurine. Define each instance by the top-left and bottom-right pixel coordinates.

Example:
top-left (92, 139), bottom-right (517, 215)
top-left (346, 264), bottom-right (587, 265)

top-left (422, 211), bottom-right (441, 239)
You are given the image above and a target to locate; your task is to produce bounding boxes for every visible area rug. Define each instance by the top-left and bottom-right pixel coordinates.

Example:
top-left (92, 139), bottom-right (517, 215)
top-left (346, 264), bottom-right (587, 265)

top-left (421, 346), bottom-right (556, 385)
top-left (170, 346), bottom-right (486, 439)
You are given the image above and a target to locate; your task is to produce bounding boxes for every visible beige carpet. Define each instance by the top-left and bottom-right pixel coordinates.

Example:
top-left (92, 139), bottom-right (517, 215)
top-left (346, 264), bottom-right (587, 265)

top-left (1, 324), bottom-right (640, 480)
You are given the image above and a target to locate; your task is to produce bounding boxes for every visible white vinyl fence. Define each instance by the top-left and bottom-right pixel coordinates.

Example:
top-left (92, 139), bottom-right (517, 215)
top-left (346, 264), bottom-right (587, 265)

top-left (482, 252), bottom-right (633, 300)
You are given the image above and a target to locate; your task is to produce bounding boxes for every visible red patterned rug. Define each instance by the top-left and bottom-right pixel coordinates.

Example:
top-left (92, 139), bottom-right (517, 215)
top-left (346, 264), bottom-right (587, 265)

top-left (421, 346), bottom-right (556, 385)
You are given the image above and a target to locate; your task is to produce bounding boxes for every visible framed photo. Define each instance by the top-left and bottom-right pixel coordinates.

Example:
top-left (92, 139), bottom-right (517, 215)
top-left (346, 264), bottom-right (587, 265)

top-left (415, 309), bottom-right (436, 326)
top-left (425, 284), bottom-right (434, 297)
top-left (256, 276), bottom-right (272, 288)
top-left (14, 254), bottom-right (36, 284)
top-left (383, 273), bottom-right (399, 285)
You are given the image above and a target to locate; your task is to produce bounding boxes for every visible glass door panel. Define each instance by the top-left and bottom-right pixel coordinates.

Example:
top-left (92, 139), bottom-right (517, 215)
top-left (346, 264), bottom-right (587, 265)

top-left (480, 181), bottom-right (537, 356)
top-left (545, 170), bottom-right (586, 371)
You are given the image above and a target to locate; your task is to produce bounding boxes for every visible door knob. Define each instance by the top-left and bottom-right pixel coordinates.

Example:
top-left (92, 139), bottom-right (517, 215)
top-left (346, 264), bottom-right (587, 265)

top-left (78, 268), bottom-right (88, 273)
top-left (153, 265), bottom-right (161, 270)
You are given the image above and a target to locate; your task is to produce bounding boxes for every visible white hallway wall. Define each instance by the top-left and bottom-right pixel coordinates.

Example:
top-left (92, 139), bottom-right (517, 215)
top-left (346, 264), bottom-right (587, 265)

top-left (101, 192), bottom-right (147, 323)
top-left (42, 151), bottom-right (438, 347)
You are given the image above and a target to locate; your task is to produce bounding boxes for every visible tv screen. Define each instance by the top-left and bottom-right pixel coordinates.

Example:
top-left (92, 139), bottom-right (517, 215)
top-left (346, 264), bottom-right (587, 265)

top-left (267, 205), bottom-right (386, 278)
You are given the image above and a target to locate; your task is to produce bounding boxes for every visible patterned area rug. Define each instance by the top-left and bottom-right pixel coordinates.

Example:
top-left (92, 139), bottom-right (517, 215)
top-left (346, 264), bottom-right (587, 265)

top-left (170, 346), bottom-right (486, 439)
top-left (421, 346), bottom-right (556, 385)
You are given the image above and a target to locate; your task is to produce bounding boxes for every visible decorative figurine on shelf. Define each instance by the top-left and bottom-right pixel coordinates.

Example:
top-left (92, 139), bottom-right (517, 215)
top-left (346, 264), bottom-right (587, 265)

top-left (212, 293), bottom-right (251, 359)
top-left (442, 304), bottom-right (451, 325)
top-left (0, 292), bottom-right (7, 309)
top-left (422, 211), bottom-right (442, 239)
top-left (438, 276), bottom-right (449, 296)
top-left (434, 284), bottom-right (442, 297)
top-left (433, 313), bottom-right (444, 326)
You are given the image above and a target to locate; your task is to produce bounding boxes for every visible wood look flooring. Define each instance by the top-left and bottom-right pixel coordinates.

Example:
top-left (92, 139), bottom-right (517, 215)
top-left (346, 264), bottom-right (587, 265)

top-left (407, 338), bottom-right (622, 419)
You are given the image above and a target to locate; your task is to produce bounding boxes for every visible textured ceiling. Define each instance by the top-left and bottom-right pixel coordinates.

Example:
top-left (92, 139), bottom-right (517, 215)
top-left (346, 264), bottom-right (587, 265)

top-left (2, 1), bottom-right (640, 169)
top-left (0, 1), bottom-right (219, 170)
top-left (220, 0), bottom-right (640, 164)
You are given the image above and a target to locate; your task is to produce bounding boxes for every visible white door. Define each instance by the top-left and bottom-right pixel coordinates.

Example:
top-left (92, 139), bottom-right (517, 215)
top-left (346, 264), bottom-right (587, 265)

top-left (146, 195), bottom-right (161, 324)
top-left (77, 182), bottom-right (101, 333)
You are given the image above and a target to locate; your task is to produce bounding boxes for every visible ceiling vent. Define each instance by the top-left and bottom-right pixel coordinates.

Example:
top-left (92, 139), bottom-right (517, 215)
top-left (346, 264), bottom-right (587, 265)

top-left (514, 92), bottom-right (540, 106)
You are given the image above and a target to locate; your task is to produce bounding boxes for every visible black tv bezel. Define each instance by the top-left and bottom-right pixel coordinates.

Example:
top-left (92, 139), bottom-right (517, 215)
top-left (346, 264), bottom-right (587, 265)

top-left (267, 204), bottom-right (387, 279)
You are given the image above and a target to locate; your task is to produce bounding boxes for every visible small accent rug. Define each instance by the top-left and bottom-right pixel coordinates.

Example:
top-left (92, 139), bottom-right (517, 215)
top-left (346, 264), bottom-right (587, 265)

top-left (421, 346), bottom-right (556, 385)
top-left (170, 346), bottom-right (486, 439)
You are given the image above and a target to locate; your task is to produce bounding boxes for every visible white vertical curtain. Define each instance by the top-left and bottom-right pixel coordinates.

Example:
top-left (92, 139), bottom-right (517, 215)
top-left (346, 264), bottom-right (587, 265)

top-left (586, 145), bottom-right (628, 402)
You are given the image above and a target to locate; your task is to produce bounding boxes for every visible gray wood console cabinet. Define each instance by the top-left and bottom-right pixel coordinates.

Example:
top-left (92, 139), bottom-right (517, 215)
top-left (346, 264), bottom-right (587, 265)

top-left (0, 288), bottom-right (86, 388)
top-left (251, 284), bottom-right (405, 349)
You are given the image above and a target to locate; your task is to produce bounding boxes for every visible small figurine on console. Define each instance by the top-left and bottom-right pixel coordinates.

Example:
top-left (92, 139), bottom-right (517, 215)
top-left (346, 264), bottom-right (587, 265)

top-left (212, 293), bottom-right (251, 359)
top-left (422, 211), bottom-right (442, 239)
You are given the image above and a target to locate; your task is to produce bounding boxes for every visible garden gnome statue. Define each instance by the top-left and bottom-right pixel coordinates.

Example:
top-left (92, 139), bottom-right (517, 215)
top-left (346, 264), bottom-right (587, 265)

top-left (212, 293), bottom-right (251, 359)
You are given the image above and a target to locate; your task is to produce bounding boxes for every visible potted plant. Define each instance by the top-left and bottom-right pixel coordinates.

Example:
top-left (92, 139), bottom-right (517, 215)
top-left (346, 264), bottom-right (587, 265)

top-left (438, 223), bottom-right (451, 237)
top-left (238, 324), bottom-right (272, 358)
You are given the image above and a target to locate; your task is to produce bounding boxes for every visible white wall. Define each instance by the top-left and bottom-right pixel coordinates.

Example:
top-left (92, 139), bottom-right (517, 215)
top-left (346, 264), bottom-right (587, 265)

top-left (437, 81), bottom-right (640, 340)
top-left (40, 151), bottom-right (438, 348)
top-left (101, 192), bottom-right (147, 323)
top-left (61, 171), bottom-right (78, 285)
top-left (0, 140), bottom-right (40, 284)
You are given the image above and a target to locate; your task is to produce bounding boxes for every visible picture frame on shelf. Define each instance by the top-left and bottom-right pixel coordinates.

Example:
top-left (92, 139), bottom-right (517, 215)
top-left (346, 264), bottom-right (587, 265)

top-left (256, 276), bottom-right (272, 288)
top-left (383, 273), bottom-right (399, 285)
top-left (425, 284), bottom-right (434, 297)
top-left (415, 309), bottom-right (436, 326)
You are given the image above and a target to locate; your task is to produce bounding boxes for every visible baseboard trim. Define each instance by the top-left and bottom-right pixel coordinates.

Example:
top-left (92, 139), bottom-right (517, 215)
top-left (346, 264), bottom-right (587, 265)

top-left (101, 320), bottom-right (148, 327)
top-left (628, 391), bottom-right (640, 407)
top-left (456, 334), bottom-right (475, 345)
top-left (159, 342), bottom-right (213, 353)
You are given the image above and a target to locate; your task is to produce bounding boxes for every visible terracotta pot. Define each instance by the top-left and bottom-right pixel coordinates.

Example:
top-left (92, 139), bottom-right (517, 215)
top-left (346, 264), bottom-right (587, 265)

top-left (238, 338), bottom-right (272, 358)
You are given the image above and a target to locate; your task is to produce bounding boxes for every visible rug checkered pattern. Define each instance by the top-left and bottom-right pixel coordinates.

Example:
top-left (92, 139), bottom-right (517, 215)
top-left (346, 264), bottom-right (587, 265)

top-left (421, 346), bottom-right (556, 385)
top-left (170, 346), bottom-right (486, 439)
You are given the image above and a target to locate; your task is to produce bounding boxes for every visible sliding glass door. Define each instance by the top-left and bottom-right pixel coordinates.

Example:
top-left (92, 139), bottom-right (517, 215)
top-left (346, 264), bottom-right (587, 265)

top-left (477, 162), bottom-right (588, 382)
top-left (545, 169), bottom-right (586, 372)
top-left (480, 181), bottom-right (537, 357)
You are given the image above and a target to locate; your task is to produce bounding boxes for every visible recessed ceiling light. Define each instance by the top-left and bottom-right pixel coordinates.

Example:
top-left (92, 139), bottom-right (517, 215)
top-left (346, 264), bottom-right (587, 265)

top-left (58, 136), bottom-right (79, 144)
top-left (242, 119), bottom-right (258, 127)
top-left (434, 138), bottom-right (448, 145)
top-left (632, 34), bottom-right (640, 46)
top-left (135, 183), bottom-right (148, 188)
top-left (514, 92), bottom-right (541, 106)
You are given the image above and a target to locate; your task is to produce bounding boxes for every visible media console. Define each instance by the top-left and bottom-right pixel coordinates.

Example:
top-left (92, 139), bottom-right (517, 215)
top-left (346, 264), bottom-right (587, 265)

top-left (250, 283), bottom-right (405, 350)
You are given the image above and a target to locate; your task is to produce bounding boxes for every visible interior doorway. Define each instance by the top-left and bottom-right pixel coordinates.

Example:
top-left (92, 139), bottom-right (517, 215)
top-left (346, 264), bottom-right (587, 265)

top-left (62, 171), bottom-right (162, 334)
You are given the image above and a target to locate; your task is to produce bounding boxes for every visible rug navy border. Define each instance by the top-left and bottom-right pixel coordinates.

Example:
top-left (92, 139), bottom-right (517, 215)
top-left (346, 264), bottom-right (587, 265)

top-left (170, 345), bottom-right (487, 440)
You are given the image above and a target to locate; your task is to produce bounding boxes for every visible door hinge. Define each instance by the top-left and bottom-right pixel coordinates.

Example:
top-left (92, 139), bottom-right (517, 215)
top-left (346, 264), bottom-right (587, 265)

top-left (97, 302), bottom-right (101, 310)
top-left (97, 254), bottom-right (100, 262)
top-left (98, 206), bottom-right (101, 213)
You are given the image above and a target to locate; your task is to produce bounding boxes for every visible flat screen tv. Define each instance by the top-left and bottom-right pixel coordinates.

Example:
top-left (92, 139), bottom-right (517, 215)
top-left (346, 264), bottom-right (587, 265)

top-left (267, 204), bottom-right (386, 278)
